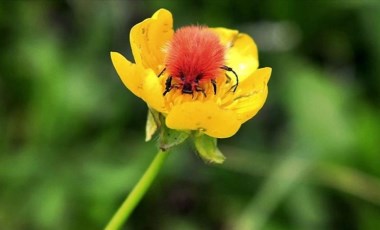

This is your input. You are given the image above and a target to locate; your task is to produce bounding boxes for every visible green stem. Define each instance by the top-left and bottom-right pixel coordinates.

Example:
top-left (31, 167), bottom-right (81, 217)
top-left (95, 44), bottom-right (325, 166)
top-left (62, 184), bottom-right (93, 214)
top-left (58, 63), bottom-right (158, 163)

top-left (105, 149), bottom-right (169, 230)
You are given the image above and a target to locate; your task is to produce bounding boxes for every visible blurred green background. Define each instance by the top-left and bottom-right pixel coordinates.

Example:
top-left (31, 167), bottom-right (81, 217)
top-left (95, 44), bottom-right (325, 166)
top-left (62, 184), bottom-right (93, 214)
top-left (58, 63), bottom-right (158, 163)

top-left (1, 0), bottom-right (380, 229)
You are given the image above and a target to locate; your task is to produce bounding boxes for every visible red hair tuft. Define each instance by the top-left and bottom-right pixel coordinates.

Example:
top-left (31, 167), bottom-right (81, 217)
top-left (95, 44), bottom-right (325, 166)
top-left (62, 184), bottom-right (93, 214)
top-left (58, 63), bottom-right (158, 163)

top-left (165, 26), bottom-right (225, 83)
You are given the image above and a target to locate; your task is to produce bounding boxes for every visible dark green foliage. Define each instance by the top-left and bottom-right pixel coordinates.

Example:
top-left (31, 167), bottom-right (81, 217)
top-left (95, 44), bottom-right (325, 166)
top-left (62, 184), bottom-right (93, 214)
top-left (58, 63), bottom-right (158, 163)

top-left (1, 0), bottom-right (380, 229)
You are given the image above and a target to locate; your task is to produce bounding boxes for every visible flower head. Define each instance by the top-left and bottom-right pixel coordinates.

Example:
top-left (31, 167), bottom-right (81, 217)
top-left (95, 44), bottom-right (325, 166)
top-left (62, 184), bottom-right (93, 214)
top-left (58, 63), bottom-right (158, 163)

top-left (111, 9), bottom-right (271, 139)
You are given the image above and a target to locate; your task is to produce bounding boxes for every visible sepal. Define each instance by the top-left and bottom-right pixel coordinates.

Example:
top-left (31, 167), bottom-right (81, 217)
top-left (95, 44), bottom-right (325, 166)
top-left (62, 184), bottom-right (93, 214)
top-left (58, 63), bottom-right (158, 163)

top-left (145, 109), bottom-right (160, 142)
top-left (193, 132), bottom-right (226, 164)
top-left (158, 114), bottom-right (190, 151)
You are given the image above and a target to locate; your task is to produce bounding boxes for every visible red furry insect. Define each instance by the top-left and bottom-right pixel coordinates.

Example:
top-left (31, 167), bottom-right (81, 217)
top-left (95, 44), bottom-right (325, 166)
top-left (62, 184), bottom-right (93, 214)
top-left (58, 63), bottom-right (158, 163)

top-left (158, 26), bottom-right (238, 96)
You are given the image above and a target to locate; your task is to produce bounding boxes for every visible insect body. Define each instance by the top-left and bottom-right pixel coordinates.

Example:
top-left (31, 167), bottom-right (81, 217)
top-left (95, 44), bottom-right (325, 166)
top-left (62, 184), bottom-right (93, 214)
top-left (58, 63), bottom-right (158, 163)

top-left (158, 26), bottom-right (238, 96)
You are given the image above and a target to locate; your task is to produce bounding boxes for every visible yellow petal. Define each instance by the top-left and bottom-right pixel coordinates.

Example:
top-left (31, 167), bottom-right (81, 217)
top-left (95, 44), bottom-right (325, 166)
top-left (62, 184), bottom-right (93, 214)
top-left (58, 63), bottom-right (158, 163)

top-left (110, 52), bottom-right (168, 113)
top-left (140, 73), bottom-right (169, 113)
top-left (130, 9), bottom-right (174, 74)
top-left (211, 28), bottom-right (239, 47)
top-left (212, 28), bottom-right (259, 82)
top-left (166, 101), bottom-right (241, 138)
top-left (228, 67), bottom-right (271, 123)
top-left (111, 52), bottom-right (144, 97)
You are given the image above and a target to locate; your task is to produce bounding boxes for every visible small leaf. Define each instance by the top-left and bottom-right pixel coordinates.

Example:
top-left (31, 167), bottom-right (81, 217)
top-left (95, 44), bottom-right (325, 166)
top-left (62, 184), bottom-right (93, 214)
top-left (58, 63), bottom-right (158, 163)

top-left (194, 133), bottom-right (226, 164)
top-left (145, 109), bottom-right (160, 142)
top-left (159, 116), bottom-right (190, 151)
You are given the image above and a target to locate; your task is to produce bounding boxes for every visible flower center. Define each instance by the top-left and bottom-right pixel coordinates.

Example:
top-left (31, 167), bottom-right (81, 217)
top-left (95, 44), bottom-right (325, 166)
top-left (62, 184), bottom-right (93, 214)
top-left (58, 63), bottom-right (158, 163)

top-left (160, 73), bottom-right (237, 110)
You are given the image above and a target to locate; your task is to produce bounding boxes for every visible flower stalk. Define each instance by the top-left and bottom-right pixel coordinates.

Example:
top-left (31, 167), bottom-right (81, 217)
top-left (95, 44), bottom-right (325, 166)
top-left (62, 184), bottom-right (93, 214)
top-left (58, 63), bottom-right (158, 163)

top-left (105, 149), bottom-right (170, 230)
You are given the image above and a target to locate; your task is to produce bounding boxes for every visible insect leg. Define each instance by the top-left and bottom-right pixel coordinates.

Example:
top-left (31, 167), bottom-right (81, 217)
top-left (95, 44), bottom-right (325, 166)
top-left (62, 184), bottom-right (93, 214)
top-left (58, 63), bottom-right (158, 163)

top-left (225, 73), bottom-right (231, 83)
top-left (157, 68), bottom-right (166, 78)
top-left (221, 65), bottom-right (239, 92)
top-left (211, 79), bottom-right (217, 95)
top-left (195, 86), bottom-right (207, 97)
top-left (163, 76), bottom-right (172, 96)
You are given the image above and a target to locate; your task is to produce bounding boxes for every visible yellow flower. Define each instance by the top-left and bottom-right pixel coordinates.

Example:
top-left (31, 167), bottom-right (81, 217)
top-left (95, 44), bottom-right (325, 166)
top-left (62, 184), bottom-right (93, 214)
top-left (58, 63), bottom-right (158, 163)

top-left (111, 9), bottom-right (271, 139)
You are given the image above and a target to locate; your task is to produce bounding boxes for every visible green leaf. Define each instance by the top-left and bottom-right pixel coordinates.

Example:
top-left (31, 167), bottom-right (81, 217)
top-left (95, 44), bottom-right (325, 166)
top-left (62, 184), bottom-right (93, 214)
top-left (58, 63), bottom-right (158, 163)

top-left (158, 115), bottom-right (190, 151)
top-left (194, 133), bottom-right (225, 164)
top-left (145, 109), bottom-right (160, 142)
